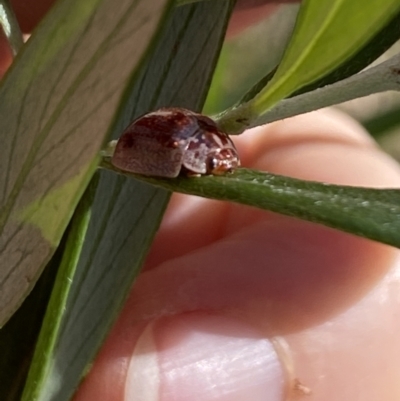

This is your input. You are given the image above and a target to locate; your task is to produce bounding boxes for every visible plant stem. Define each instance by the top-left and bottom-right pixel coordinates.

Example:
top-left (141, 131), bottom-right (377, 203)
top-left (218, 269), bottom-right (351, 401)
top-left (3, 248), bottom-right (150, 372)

top-left (217, 53), bottom-right (400, 134)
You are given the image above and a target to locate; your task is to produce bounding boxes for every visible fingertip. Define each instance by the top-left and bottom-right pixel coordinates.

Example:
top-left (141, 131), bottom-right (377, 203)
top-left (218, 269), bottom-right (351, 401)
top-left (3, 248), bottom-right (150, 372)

top-left (75, 313), bottom-right (287, 401)
top-left (233, 109), bottom-right (377, 169)
top-left (227, 3), bottom-right (278, 38)
top-left (128, 314), bottom-right (286, 401)
top-left (285, 255), bottom-right (400, 401)
top-left (149, 109), bottom-right (400, 271)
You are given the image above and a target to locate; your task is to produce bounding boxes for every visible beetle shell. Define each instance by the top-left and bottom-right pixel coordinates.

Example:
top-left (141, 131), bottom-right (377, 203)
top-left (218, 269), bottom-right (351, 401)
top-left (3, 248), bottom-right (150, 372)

top-left (111, 108), bottom-right (240, 178)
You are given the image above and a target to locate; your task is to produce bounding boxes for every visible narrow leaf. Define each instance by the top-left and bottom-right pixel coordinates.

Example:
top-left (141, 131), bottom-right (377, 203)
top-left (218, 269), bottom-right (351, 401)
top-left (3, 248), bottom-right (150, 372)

top-left (22, 2), bottom-right (235, 401)
top-left (21, 176), bottom-right (98, 401)
top-left (0, 0), bottom-right (170, 326)
top-left (253, 0), bottom-right (400, 111)
top-left (102, 164), bottom-right (400, 249)
top-left (235, 52), bottom-right (400, 128)
top-left (204, 3), bottom-right (298, 114)
top-left (241, 8), bottom-right (400, 105)
top-left (0, 0), bottom-right (23, 55)
top-left (218, 0), bottom-right (400, 134)
top-left (291, 8), bottom-right (400, 97)
top-left (0, 239), bottom-right (63, 401)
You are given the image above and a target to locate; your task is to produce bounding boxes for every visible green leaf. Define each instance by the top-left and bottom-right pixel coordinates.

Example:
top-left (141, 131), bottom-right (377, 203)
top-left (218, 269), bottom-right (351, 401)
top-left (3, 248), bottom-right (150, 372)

top-left (0, 239), bottom-right (63, 401)
top-left (218, 0), bottom-right (400, 134)
top-left (21, 176), bottom-right (98, 401)
top-left (253, 0), bottom-right (400, 112)
top-left (22, 2), bottom-right (235, 401)
top-left (240, 8), bottom-right (400, 105)
top-left (0, 0), bottom-right (23, 55)
top-left (0, 0), bottom-right (171, 326)
top-left (102, 164), bottom-right (400, 249)
top-left (204, 3), bottom-right (298, 114)
top-left (291, 8), bottom-right (400, 97)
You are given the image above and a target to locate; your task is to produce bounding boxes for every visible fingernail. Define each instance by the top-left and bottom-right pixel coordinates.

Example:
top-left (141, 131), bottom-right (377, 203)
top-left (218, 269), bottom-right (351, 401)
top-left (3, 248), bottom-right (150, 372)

top-left (125, 313), bottom-right (286, 401)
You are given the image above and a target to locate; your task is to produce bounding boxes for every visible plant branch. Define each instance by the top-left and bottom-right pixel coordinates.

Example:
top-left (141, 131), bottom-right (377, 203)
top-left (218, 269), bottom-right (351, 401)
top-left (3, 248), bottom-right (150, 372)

top-left (217, 53), bottom-right (400, 134)
top-left (99, 158), bottom-right (400, 249)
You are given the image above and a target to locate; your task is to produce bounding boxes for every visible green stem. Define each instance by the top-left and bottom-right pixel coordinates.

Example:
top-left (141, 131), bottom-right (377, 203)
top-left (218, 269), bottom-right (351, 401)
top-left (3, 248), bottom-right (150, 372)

top-left (99, 159), bottom-right (400, 249)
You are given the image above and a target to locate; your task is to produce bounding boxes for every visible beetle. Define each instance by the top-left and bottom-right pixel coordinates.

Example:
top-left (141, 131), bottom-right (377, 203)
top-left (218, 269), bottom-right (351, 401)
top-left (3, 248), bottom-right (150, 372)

top-left (110, 108), bottom-right (240, 178)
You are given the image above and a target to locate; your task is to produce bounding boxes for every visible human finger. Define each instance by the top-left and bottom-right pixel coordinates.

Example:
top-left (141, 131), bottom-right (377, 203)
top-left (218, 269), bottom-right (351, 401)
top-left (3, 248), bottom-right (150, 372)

top-left (75, 109), bottom-right (400, 400)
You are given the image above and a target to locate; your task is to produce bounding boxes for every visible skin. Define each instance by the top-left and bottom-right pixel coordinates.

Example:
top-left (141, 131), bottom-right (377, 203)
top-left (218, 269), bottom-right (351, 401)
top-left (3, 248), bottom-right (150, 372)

top-left (3, 1), bottom-right (400, 400)
top-left (75, 110), bottom-right (400, 401)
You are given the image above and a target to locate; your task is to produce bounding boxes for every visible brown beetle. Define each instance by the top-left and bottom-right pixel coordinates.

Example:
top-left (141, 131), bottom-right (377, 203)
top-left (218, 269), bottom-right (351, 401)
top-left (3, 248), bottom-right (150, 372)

top-left (110, 108), bottom-right (240, 178)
